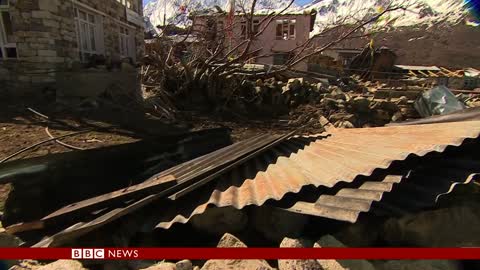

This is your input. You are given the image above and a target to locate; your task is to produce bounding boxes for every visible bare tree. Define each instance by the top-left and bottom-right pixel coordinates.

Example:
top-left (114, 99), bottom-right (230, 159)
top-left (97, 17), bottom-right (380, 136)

top-left (142, 0), bottom-right (412, 114)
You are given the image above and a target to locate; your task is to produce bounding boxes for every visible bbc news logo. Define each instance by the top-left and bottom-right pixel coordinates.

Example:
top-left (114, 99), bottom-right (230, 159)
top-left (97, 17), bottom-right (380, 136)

top-left (72, 249), bottom-right (104, 259)
top-left (72, 249), bottom-right (139, 259)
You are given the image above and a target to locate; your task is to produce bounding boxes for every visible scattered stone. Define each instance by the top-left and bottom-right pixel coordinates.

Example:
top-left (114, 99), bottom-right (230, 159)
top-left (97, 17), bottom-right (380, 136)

top-left (315, 235), bottom-right (375, 270)
top-left (321, 98), bottom-right (339, 110)
top-left (38, 260), bottom-right (87, 270)
top-left (383, 205), bottom-right (480, 247)
top-left (278, 238), bottom-right (321, 270)
top-left (140, 262), bottom-right (176, 270)
top-left (317, 81), bottom-right (329, 92)
top-left (373, 109), bottom-right (391, 122)
top-left (372, 100), bottom-right (400, 113)
top-left (287, 78), bottom-right (304, 92)
top-left (395, 96), bottom-right (409, 105)
top-left (391, 111), bottom-right (403, 122)
top-left (201, 260), bottom-right (272, 270)
top-left (10, 260), bottom-right (41, 270)
top-left (376, 260), bottom-right (461, 270)
top-left (216, 233), bottom-right (245, 248)
top-left (348, 96), bottom-right (371, 113)
top-left (329, 87), bottom-right (347, 101)
top-left (329, 112), bottom-right (356, 123)
top-left (319, 116), bottom-right (333, 129)
top-left (176, 260), bottom-right (193, 270)
top-left (334, 120), bottom-right (355, 129)
top-left (336, 99), bottom-right (345, 107)
top-left (251, 206), bottom-right (308, 242)
top-left (201, 233), bottom-right (273, 270)
top-left (191, 207), bottom-right (248, 236)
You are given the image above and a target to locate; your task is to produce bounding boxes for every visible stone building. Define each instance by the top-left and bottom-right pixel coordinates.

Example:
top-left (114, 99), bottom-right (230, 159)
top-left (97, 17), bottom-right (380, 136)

top-left (192, 9), bottom-right (317, 71)
top-left (0, 0), bottom-right (144, 97)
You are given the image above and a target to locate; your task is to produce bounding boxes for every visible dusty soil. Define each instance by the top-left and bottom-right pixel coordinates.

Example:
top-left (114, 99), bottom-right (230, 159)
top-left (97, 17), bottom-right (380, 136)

top-left (181, 105), bottom-right (326, 142)
top-left (0, 104), bottom-right (142, 213)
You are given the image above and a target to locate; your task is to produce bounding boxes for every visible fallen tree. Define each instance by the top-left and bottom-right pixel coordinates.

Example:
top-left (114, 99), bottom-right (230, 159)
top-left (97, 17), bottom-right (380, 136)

top-left (142, 0), bottom-right (412, 118)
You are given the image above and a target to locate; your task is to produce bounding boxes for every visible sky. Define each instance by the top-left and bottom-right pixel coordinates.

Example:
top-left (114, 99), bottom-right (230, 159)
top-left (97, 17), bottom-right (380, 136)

top-left (142, 0), bottom-right (312, 7)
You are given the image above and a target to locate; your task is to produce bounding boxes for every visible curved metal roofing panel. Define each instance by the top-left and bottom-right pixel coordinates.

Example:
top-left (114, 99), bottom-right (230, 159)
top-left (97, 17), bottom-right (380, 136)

top-left (155, 121), bottom-right (480, 229)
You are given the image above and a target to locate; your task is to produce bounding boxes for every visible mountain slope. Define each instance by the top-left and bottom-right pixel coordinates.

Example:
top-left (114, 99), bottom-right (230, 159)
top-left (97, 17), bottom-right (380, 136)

top-left (306, 0), bottom-right (469, 34)
top-left (305, 0), bottom-right (480, 68)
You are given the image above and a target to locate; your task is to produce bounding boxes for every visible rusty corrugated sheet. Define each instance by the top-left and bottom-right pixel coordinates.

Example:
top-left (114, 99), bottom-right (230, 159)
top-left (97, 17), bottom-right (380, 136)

top-left (154, 121), bottom-right (480, 229)
top-left (31, 121), bottom-right (480, 247)
top-left (281, 159), bottom-right (480, 222)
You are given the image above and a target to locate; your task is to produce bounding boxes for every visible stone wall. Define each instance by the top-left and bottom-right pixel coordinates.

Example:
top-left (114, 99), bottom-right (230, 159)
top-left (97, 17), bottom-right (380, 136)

top-left (0, 0), bottom-right (144, 97)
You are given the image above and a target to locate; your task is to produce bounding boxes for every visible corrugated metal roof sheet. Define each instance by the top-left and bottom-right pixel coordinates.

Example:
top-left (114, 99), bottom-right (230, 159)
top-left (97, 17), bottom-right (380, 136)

top-left (154, 121), bottom-right (480, 229)
top-left (281, 156), bottom-right (480, 222)
top-left (30, 121), bottom-right (480, 247)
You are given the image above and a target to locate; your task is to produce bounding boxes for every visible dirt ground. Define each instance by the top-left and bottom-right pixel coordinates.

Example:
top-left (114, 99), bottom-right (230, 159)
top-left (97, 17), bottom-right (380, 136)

top-left (0, 104), bottom-right (139, 213)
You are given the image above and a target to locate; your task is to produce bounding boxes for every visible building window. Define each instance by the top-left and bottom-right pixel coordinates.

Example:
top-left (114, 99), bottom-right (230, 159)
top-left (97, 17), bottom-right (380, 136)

top-left (240, 21), bottom-right (246, 38)
top-left (273, 53), bottom-right (292, 65)
top-left (74, 7), bottom-right (102, 61)
top-left (241, 19), bottom-right (260, 39)
top-left (0, 1), bottom-right (16, 59)
top-left (252, 20), bottom-right (259, 34)
top-left (119, 25), bottom-right (135, 60)
top-left (275, 19), bottom-right (296, 40)
top-left (117, 0), bottom-right (133, 10)
top-left (119, 26), bottom-right (129, 57)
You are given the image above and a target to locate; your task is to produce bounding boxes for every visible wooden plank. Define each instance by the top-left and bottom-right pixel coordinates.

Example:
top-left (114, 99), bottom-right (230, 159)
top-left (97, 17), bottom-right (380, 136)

top-left (427, 71), bottom-right (439, 77)
top-left (42, 175), bottom-right (177, 221)
top-left (417, 70), bottom-right (430, 77)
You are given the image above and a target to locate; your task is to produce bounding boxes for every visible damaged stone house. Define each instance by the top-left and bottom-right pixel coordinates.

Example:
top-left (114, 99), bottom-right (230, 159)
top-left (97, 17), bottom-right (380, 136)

top-left (0, 0), bottom-right (145, 96)
top-left (191, 9), bottom-right (317, 71)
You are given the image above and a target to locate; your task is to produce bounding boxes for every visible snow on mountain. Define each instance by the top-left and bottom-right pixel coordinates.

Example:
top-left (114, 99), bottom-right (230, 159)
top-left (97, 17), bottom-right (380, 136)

top-left (144, 0), bottom-right (299, 31)
top-left (145, 0), bottom-right (473, 34)
top-left (305, 0), bottom-right (470, 35)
